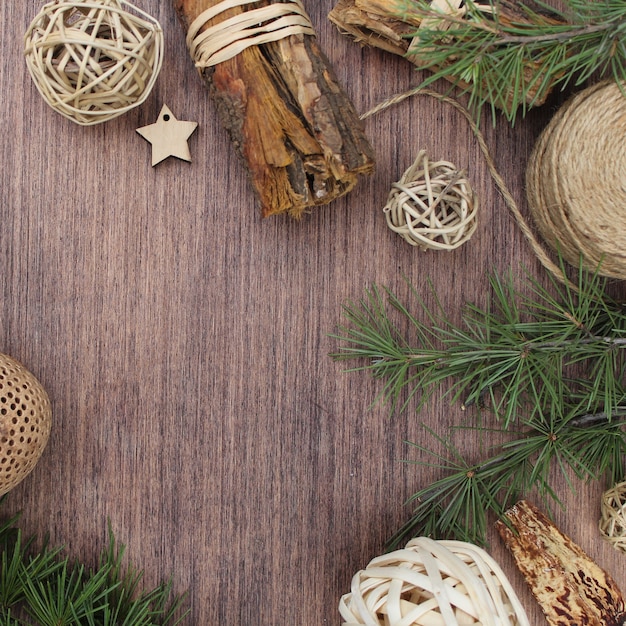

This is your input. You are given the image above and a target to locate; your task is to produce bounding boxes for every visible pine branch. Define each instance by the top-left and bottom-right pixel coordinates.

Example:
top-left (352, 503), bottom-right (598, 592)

top-left (0, 499), bottom-right (188, 626)
top-left (331, 259), bottom-right (626, 546)
top-left (389, 406), bottom-right (626, 548)
top-left (331, 260), bottom-right (626, 425)
top-left (403, 0), bottom-right (626, 122)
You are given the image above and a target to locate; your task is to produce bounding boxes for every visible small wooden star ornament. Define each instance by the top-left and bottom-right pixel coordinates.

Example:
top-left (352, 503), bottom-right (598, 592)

top-left (137, 104), bottom-right (198, 166)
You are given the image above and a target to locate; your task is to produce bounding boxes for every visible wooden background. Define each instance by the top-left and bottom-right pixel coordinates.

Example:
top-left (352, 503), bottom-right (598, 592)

top-left (2, 1), bottom-right (625, 624)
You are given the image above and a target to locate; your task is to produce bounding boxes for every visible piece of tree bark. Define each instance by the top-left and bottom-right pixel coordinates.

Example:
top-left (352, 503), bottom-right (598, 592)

top-left (328, 0), bottom-right (562, 108)
top-left (495, 500), bottom-right (626, 626)
top-left (173, 0), bottom-right (375, 218)
top-left (329, 0), bottom-right (419, 58)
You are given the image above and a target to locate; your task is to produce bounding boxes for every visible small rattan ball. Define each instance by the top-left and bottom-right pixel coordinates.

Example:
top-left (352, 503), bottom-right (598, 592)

top-left (24, 0), bottom-right (164, 125)
top-left (0, 354), bottom-right (52, 497)
top-left (599, 481), bottom-right (626, 553)
top-left (339, 537), bottom-right (529, 626)
top-left (384, 150), bottom-right (478, 250)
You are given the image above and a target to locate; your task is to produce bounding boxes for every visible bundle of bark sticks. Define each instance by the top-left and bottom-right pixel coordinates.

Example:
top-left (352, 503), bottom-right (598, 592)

top-left (328, 0), bottom-right (564, 111)
top-left (173, 0), bottom-right (375, 218)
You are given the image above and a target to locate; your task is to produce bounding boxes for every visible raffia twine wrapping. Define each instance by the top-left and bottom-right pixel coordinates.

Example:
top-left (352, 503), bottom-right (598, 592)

top-left (526, 81), bottom-right (626, 278)
top-left (24, 0), bottom-right (163, 125)
top-left (186, 0), bottom-right (315, 69)
top-left (599, 480), bottom-right (626, 553)
top-left (339, 537), bottom-right (529, 626)
top-left (383, 150), bottom-right (478, 250)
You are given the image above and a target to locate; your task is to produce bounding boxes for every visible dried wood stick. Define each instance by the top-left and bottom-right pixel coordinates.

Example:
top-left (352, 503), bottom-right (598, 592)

top-left (328, 0), bottom-right (563, 108)
top-left (173, 0), bottom-right (375, 218)
top-left (496, 500), bottom-right (626, 626)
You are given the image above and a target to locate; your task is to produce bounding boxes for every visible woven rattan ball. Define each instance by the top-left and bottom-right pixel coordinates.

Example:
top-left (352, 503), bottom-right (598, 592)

top-left (384, 150), bottom-right (478, 251)
top-left (0, 354), bottom-right (52, 497)
top-left (339, 537), bottom-right (529, 626)
top-left (24, 0), bottom-right (163, 125)
top-left (599, 480), bottom-right (626, 553)
top-left (526, 81), bottom-right (626, 278)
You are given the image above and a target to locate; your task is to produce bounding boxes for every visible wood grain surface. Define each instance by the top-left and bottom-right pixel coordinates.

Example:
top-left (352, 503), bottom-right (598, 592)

top-left (2, 1), bottom-right (625, 624)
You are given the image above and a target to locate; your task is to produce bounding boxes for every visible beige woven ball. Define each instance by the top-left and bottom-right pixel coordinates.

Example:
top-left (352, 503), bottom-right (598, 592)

top-left (0, 354), bottom-right (52, 496)
top-left (384, 150), bottom-right (478, 251)
top-left (339, 537), bottom-right (529, 626)
top-left (599, 481), bottom-right (626, 553)
top-left (24, 0), bottom-right (163, 125)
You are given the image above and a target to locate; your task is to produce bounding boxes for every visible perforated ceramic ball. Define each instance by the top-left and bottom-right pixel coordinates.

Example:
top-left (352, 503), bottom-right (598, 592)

top-left (24, 0), bottom-right (163, 125)
top-left (0, 354), bottom-right (52, 496)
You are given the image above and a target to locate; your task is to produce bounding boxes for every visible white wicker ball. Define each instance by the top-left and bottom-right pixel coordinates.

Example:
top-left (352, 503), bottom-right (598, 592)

top-left (339, 537), bottom-right (529, 626)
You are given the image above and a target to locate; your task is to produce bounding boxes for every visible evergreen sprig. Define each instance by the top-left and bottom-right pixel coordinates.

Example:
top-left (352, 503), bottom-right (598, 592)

top-left (331, 261), bottom-right (626, 546)
top-left (0, 501), bottom-right (188, 626)
top-left (403, 0), bottom-right (626, 122)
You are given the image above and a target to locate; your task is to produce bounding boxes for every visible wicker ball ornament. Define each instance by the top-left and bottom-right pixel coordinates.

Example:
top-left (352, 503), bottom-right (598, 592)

top-left (384, 150), bottom-right (478, 250)
top-left (24, 0), bottom-right (164, 125)
top-left (599, 481), bottom-right (626, 553)
top-left (0, 354), bottom-right (52, 497)
top-left (339, 537), bottom-right (529, 626)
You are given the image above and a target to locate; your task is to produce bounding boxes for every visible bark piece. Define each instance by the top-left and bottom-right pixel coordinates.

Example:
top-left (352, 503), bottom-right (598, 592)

top-left (328, 0), bottom-right (563, 109)
top-left (173, 0), bottom-right (375, 218)
top-left (495, 499), bottom-right (626, 626)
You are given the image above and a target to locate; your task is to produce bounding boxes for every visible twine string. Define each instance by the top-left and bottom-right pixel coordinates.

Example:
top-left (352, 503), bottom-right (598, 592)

top-left (187, 0), bottom-right (315, 69)
top-left (361, 87), bottom-right (567, 283)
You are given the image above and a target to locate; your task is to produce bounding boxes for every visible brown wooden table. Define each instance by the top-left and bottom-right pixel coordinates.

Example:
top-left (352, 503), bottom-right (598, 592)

top-left (3, 2), bottom-right (625, 624)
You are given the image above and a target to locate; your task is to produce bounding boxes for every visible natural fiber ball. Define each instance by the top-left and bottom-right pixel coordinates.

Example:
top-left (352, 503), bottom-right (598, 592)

top-left (339, 537), bottom-right (529, 625)
top-left (0, 354), bottom-right (52, 497)
top-left (384, 150), bottom-right (478, 250)
top-left (526, 81), bottom-right (626, 278)
top-left (599, 481), bottom-right (626, 553)
top-left (24, 0), bottom-right (163, 125)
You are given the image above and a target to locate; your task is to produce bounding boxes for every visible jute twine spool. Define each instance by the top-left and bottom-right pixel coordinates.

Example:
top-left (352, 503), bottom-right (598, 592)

top-left (0, 354), bottom-right (52, 497)
top-left (599, 480), bottom-right (626, 553)
top-left (339, 537), bottom-right (529, 626)
top-left (24, 0), bottom-right (163, 125)
top-left (383, 150), bottom-right (478, 250)
top-left (526, 81), bottom-right (626, 278)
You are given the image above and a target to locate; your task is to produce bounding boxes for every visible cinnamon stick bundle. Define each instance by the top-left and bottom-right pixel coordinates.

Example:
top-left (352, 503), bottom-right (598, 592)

top-left (173, 0), bottom-right (375, 218)
top-left (496, 500), bottom-right (626, 626)
top-left (328, 0), bottom-right (562, 109)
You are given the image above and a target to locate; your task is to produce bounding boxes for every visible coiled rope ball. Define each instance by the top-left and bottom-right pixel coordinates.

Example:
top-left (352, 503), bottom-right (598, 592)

top-left (0, 354), bottom-right (52, 497)
top-left (526, 81), bottom-right (626, 278)
top-left (339, 537), bottom-right (529, 625)
top-left (384, 150), bottom-right (478, 250)
top-left (24, 0), bottom-right (163, 125)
